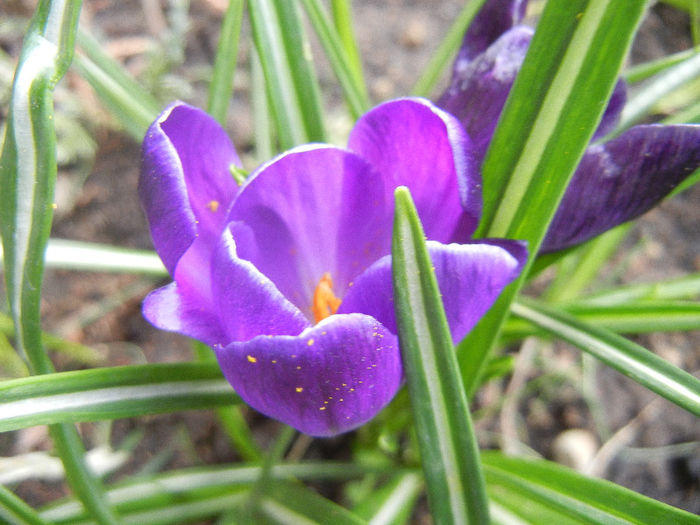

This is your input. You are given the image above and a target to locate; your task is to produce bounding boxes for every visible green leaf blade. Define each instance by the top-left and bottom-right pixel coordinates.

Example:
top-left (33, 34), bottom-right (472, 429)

top-left (482, 0), bottom-right (646, 241)
top-left (74, 29), bottom-right (160, 139)
top-left (460, 0), bottom-right (647, 395)
top-left (260, 481), bottom-right (365, 525)
top-left (0, 363), bottom-right (239, 432)
top-left (0, 486), bottom-right (51, 525)
top-left (511, 299), bottom-right (700, 416)
top-left (411, 0), bottom-right (488, 98)
top-left (1, 2), bottom-right (121, 523)
top-left (391, 187), bottom-right (489, 524)
top-left (206, 0), bottom-right (244, 124)
top-left (483, 452), bottom-right (700, 525)
top-left (248, 0), bottom-right (326, 149)
top-left (300, 0), bottom-right (370, 118)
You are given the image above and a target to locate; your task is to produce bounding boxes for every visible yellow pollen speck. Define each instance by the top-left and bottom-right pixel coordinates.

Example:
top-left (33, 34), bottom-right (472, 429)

top-left (207, 200), bottom-right (220, 212)
top-left (350, 388), bottom-right (355, 392)
top-left (307, 338), bottom-right (314, 346)
top-left (247, 355), bottom-right (257, 363)
top-left (339, 398), bottom-right (344, 402)
top-left (324, 401), bottom-right (329, 404)
top-left (272, 360), bottom-right (277, 364)
top-left (312, 273), bottom-right (342, 323)
top-left (296, 366), bottom-right (302, 370)
top-left (341, 383), bottom-right (347, 387)
top-left (319, 406), bottom-right (327, 411)
top-left (295, 387), bottom-right (303, 393)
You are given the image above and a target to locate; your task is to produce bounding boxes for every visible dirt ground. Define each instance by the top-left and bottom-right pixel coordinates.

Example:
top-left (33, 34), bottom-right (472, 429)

top-left (1, 0), bottom-right (698, 517)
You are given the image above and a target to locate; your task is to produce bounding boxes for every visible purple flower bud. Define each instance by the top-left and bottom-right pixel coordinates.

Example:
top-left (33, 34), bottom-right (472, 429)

top-left (438, 0), bottom-right (700, 253)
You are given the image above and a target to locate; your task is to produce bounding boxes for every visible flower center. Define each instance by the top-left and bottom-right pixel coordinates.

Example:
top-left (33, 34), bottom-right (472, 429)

top-left (311, 272), bottom-right (341, 323)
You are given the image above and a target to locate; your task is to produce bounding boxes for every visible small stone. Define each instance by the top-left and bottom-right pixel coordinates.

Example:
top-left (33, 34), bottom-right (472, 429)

top-left (552, 429), bottom-right (598, 472)
top-left (400, 18), bottom-right (428, 48)
top-left (371, 76), bottom-right (394, 99)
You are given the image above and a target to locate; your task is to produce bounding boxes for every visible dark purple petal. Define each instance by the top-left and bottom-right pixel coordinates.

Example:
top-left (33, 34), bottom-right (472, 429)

top-left (348, 98), bottom-right (480, 242)
top-left (437, 26), bottom-right (533, 165)
top-left (228, 145), bottom-right (393, 318)
top-left (542, 124), bottom-right (700, 252)
top-left (212, 223), bottom-right (310, 342)
top-left (440, 25), bottom-right (622, 161)
top-left (142, 281), bottom-right (227, 346)
top-left (459, 0), bottom-right (529, 64)
top-left (593, 80), bottom-right (627, 140)
top-left (140, 102), bottom-right (240, 274)
top-left (214, 314), bottom-right (402, 437)
top-left (339, 240), bottom-right (526, 342)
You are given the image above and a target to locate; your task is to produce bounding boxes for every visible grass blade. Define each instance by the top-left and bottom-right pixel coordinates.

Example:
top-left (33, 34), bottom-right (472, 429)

top-left (0, 238), bottom-right (167, 275)
top-left (330, 0), bottom-right (367, 99)
top-left (0, 363), bottom-right (238, 432)
top-left (41, 462), bottom-right (396, 523)
top-left (300, 0), bottom-right (370, 118)
top-left (354, 472), bottom-right (423, 525)
top-left (75, 29), bottom-right (160, 139)
top-left (272, 1), bottom-right (327, 143)
top-left (460, 0), bottom-right (646, 395)
top-left (0, 486), bottom-right (50, 525)
top-left (618, 48), bottom-right (700, 131)
top-left (543, 226), bottom-right (630, 303)
top-left (0, 2), bottom-right (120, 523)
top-left (579, 273), bottom-right (700, 305)
top-left (193, 342), bottom-right (262, 462)
top-left (511, 299), bottom-right (700, 416)
top-left (623, 47), bottom-right (699, 83)
top-left (504, 300), bottom-right (700, 341)
top-left (251, 48), bottom-right (274, 161)
top-left (391, 187), bottom-right (488, 524)
top-left (412, 0), bottom-right (487, 97)
top-left (479, 0), bottom-right (646, 240)
top-left (248, 0), bottom-right (325, 149)
top-left (483, 452), bottom-right (699, 525)
top-left (561, 301), bottom-right (700, 333)
top-left (259, 481), bottom-right (365, 525)
top-left (206, 0), bottom-right (244, 124)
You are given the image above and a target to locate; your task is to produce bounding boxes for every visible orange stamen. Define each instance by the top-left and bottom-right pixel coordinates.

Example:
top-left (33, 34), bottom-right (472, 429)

top-left (312, 272), bottom-right (342, 323)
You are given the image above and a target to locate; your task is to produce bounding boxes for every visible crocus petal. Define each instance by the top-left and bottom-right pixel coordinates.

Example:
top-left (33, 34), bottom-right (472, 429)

top-left (348, 98), bottom-right (480, 242)
top-left (459, 0), bottom-right (529, 64)
top-left (228, 145), bottom-right (393, 317)
top-left (542, 124), bottom-right (700, 252)
top-left (142, 281), bottom-right (227, 346)
top-left (139, 102), bottom-right (240, 274)
top-left (215, 314), bottom-right (402, 437)
top-left (339, 240), bottom-right (527, 343)
top-left (593, 80), bottom-right (627, 141)
top-left (439, 27), bottom-right (625, 163)
top-left (212, 223), bottom-right (310, 342)
top-left (437, 26), bottom-right (533, 164)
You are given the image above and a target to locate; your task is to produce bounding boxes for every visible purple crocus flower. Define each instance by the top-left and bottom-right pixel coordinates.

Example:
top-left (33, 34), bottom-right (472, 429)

top-left (140, 98), bottom-right (526, 437)
top-left (438, 0), bottom-right (700, 252)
